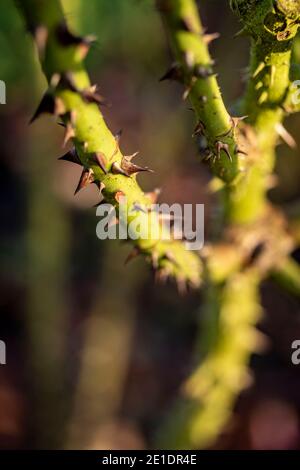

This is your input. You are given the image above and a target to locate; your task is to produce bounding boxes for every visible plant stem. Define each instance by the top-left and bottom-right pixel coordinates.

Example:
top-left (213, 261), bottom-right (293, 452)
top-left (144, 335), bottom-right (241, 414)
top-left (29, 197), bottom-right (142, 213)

top-left (157, 0), bottom-right (239, 183)
top-left (156, 0), bottom-right (300, 449)
top-left (15, 0), bottom-right (202, 289)
top-left (226, 0), bottom-right (300, 224)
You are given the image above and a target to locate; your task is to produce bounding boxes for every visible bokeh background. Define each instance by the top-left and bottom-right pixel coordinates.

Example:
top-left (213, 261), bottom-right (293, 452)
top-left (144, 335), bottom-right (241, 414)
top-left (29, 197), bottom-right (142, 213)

top-left (1, 0), bottom-right (300, 450)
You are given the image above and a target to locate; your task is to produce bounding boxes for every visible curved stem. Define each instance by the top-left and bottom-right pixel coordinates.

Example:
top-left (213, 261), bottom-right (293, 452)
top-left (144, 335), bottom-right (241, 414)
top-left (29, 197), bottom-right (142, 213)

top-left (15, 0), bottom-right (202, 288)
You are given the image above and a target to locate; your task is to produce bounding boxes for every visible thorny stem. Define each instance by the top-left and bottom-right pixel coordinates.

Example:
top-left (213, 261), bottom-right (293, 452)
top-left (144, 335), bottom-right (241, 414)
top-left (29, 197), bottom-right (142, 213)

top-left (157, 0), bottom-right (240, 183)
top-left (227, 0), bottom-right (300, 223)
top-left (15, 0), bottom-right (202, 289)
top-left (156, 0), bottom-right (300, 449)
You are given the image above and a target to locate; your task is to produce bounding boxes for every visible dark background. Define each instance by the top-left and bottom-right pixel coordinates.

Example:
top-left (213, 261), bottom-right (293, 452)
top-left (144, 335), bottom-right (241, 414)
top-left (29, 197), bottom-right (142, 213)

top-left (0, 0), bottom-right (300, 449)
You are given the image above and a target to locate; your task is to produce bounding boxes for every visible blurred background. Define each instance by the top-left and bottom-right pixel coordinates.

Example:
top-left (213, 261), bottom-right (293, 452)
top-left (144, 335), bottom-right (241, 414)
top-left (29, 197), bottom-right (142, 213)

top-left (0, 0), bottom-right (300, 450)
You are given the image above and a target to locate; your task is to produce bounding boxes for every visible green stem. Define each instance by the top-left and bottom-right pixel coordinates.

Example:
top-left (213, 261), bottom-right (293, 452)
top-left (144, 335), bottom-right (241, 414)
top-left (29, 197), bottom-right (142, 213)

top-left (156, 0), bottom-right (300, 449)
top-left (157, 0), bottom-right (239, 183)
top-left (156, 269), bottom-right (262, 449)
top-left (15, 0), bottom-right (202, 289)
top-left (227, 0), bottom-right (300, 224)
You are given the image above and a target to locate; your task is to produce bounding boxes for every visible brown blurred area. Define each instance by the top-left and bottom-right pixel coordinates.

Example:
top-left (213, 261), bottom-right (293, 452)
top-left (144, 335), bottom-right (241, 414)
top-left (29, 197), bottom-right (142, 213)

top-left (0, 0), bottom-right (300, 450)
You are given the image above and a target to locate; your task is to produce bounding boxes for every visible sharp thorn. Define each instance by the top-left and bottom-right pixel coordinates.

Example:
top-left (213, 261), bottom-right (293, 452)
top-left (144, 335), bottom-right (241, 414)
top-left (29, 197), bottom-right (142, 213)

top-left (62, 123), bottom-right (75, 147)
top-left (92, 152), bottom-right (108, 173)
top-left (74, 168), bottom-right (94, 194)
top-left (124, 247), bottom-right (140, 265)
top-left (58, 147), bottom-right (81, 165)
top-left (203, 32), bottom-right (220, 44)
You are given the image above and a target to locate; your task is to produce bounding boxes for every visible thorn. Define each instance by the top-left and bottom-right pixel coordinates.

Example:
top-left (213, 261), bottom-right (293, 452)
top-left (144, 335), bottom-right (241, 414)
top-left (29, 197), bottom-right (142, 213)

top-left (179, 16), bottom-right (196, 32)
top-left (74, 168), bottom-right (94, 194)
top-left (34, 25), bottom-right (48, 56)
top-left (236, 147), bottom-right (248, 156)
top-left (258, 90), bottom-right (268, 105)
top-left (114, 129), bottom-right (123, 143)
top-left (62, 123), bottom-right (75, 147)
top-left (99, 181), bottom-right (106, 194)
top-left (110, 131), bottom-right (123, 160)
top-left (50, 73), bottom-right (61, 88)
top-left (146, 188), bottom-right (161, 204)
top-left (115, 191), bottom-right (125, 203)
top-left (184, 51), bottom-right (195, 69)
top-left (151, 252), bottom-right (159, 269)
top-left (231, 115), bottom-right (248, 128)
top-left (155, 268), bottom-right (169, 284)
top-left (193, 120), bottom-right (206, 137)
top-left (182, 86), bottom-right (191, 101)
top-left (30, 93), bottom-right (62, 123)
top-left (92, 152), bottom-right (108, 173)
top-left (253, 62), bottom-right (265, 78)
top-left (255, 81), bottom-right (263, 90)
top-left (81, 85), bottom-right (109, 106)
top-left (159, 63), bottom-right (182, 82)
top-left (266, 175), bottom-right (278, 189)
top-left (215, 141), bottom-right (232, 162)
top-left (121, 155), bottom-right (153, 176)
top-left (165, 250), bottom-right (177, 264)
top-left (125, 247), bottom-right (140, 265)
top-left (234, 26), bottom-right (248, 38)
top-left (275, 123), bottom-right (297, 149)
top-left (58, 72), bottom-right (78, 92)
top-left (194, 65), bottom-right (214, 79)
top-left (112, 156), bottom-right (154, 177)
top-left (124, 151), bottom-right (139, 162)
top-left (58, 147), bottom-right (81, 165)
top-left (176, 277), bottom-right (187, 295)
top-left (111, 162), bottom-right (128, 176)
top-left (203, 32), bottom-right (220, 44)
top-left (56, 22), bottom-right (96, 56)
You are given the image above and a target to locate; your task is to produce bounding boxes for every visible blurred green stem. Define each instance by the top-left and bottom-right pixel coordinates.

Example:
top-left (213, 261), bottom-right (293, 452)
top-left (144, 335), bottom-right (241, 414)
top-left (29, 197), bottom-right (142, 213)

top-left (156, 0), bottom-right (300, 449)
